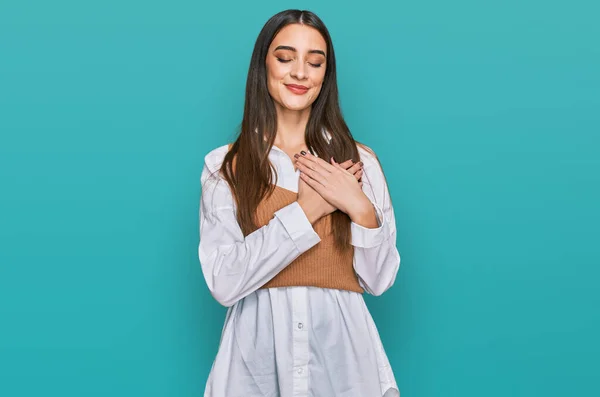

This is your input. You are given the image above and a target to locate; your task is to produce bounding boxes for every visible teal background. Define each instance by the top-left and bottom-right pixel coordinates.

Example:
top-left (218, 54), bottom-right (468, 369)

top-left (1, 0), bottom-right (598, 396)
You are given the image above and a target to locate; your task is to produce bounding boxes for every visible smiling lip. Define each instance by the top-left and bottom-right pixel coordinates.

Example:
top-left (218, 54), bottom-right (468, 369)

top-left (285, 84), bottom-right (309, 95)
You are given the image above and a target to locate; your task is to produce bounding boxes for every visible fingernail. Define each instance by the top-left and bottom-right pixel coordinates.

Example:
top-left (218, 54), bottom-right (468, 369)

top-left (300, 151), bottom-right (306, 155)
top-left (294, 154), bottom-right (299, 159)
top-left (359, 161), bottom-right (364, 166)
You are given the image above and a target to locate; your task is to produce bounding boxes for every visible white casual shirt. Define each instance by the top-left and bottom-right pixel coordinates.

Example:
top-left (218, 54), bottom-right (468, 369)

top-left (199, 142), bottom-right (401, 397)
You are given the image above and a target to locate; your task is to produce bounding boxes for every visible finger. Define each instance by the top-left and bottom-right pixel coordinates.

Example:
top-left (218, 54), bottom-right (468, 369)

top-left (334, 159), bottom-right (362, 183)
top-left (330, 157), bottom-right (343, 169)
top-left (294, 155), bottom-right (317, 171)
top-left (347, 162), bottom-right (362, 176)
top-left (302, 151), bottom-right (336, 173)
top-left (296, 153), bottom-right (331, 177)
top-left (331, 160), bottom-right (351, 177)
top-left (331, 158), bottom-right (359, 179)
top-left (355, 169), bottom-right (364, 181)
top-left (339, 159), bottom-right (354, 169)
top-left (296, 161), bottom-right (328, 186)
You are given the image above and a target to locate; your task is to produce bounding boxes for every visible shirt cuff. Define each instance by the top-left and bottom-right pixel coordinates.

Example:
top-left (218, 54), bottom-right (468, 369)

top-left (274, 201), bottom-right (321, 252)
top-left (350, 203), bottom-right (390, 248)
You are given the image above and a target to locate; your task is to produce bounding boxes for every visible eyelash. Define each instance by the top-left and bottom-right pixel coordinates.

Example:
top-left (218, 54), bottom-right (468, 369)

top-left (276, 58), bottom-right (322, 68)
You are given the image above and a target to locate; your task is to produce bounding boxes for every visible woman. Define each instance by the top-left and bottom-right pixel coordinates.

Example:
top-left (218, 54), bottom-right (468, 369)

top-left (199, 9), bottom-right (401, 397)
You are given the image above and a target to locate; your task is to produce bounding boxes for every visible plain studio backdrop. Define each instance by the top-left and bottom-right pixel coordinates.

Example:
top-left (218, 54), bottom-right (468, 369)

top-left (0, 1), bottom-right (598, 396)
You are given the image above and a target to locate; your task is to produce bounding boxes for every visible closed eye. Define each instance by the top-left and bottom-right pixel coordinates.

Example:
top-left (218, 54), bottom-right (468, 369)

top-left (277, 58), bottom-right (322, 68)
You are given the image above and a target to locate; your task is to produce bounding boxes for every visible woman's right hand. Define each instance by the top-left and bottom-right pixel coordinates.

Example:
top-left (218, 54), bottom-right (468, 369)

top-left (297, 159), bottom-right (362, 224)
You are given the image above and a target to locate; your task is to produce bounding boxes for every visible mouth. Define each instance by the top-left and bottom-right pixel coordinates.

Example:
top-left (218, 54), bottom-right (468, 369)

top-left (285, 84), bottom-right (309, 95)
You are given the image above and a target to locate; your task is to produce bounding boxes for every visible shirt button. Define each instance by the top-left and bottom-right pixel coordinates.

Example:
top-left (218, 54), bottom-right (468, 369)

top-left (297, 322), bottom-right (303, 330)
top-left (297, 367), bottom-right (303, 374)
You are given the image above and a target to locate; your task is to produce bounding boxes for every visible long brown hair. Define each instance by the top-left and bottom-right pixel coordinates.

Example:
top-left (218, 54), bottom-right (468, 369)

top-left (220, 9), bottom-right (360, 249)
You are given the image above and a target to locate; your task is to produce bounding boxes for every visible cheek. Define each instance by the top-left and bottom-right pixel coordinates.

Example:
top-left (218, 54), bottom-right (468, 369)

top-left (266, 59), bottom-right (287, 82)
top-left (309, 70), bottom-right (326, 96)
top-left (266, 62), bottom-right (287, 98)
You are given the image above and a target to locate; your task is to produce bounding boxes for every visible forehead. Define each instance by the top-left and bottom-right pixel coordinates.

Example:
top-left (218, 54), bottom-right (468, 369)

top-left (270, 24), bottom-right (327, 53)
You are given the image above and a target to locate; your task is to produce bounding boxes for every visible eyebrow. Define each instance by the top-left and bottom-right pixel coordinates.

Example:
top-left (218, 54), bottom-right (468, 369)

top-left (274, 45), bottom-right (326, 57)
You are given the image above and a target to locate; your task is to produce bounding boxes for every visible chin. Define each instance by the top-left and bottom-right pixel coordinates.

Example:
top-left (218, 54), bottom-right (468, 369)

top-left (280, 94), bottom-right (314, 111)
top-left (281, 101), bottom-right (311, 111)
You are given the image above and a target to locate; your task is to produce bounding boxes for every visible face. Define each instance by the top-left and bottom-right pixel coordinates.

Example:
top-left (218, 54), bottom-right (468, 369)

top-left (265, 23), bottom-right (327, 112)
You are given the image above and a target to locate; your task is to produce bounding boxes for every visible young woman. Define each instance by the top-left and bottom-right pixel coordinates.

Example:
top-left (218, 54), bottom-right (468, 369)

top-left (199, 9), bottom-right (401, 397)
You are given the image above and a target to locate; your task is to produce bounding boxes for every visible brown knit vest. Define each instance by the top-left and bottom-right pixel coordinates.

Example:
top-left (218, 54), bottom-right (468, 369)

top-left (255, 185), bottom-right (364, 293)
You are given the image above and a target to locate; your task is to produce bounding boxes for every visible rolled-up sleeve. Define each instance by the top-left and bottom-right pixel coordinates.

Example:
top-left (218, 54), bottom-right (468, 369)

top-left (198, 148), bottom-right (321, 307)
top-left (274, 201), bottom-right (321, 252)
top-left (351, 147), bottom-right (401, 296)
top-left (350, 203), bottom-right (391, 248)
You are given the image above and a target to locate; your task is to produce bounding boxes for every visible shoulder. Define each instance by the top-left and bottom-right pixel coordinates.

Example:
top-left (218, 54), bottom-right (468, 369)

top-left (200, 143), bottom-right (233, 190)
top-left (355, 142), bottom-right (391, 200)
top-left (200, 144), bottom-right (236, 208)
top-left (356, 142), bottom-right (381, 170)
top-left (203, 143), bottom-right (232, 174)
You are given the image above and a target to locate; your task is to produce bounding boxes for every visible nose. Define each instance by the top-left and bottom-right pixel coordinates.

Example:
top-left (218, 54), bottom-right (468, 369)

top-left (290, 59), bottom-right (308, 80)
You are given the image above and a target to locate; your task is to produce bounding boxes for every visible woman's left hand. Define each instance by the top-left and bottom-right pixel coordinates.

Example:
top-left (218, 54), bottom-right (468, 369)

top-left (294, 151), bottom-right (375, 223)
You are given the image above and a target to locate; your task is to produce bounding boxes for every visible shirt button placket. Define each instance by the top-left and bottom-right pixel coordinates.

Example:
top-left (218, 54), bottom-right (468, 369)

top-left (292, 288), bottom-right (308, 395)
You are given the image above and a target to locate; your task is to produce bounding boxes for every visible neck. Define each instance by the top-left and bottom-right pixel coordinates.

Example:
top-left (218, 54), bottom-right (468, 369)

top-left (273, 104), bottom-right (311, 149)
